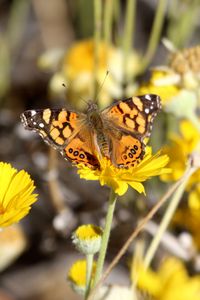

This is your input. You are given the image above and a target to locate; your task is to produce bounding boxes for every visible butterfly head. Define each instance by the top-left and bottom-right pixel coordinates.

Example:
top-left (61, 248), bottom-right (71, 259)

top-left (86, 100), bottom-right (99, 113)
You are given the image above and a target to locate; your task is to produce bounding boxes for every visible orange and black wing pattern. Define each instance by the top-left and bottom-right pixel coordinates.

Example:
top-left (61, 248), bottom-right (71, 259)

top-left (21, 108), bottom-right (83, 148)
top-left (102, 94), bottom-right (161, 168)
top-left (103, 94), bottom-right (161, 138)
top-left (21, 108), bottom-right (100, 168)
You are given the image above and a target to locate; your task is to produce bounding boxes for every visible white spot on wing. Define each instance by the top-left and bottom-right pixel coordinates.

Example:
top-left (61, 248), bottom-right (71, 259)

top-left (145, 95), bottom-right (152, 101)
top-left (39, 123), bottom-right (44, 128)
top-left (145, 108), bottom-right (150, 114)
top-left (31, 110), bottom-right (37, 116)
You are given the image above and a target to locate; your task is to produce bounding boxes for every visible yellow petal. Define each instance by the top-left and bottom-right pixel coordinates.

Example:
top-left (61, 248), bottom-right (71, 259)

top-left (78, 149), bottom-right (170, 196)
top-left (0, 162), bottom-right (38, 228)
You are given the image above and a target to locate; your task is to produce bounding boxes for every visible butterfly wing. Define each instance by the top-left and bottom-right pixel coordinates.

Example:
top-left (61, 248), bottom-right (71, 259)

top-left (102, 94), bottom-right (161, 138)
top-left (21, 108), bottom-right (100, 168)
top-left (62, 128), bottom-right (100, 169)
top-left (108, 133), bottom-right (145, 168)
top-left (102, 94), bottom-right (161, 168)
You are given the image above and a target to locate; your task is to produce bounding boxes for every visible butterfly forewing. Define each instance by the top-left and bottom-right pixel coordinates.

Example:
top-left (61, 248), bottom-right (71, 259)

top-left (102, 94), bottom-right (161, 138)
top-left (21, 108), bottom-right (84, 148)
top-left (20, 108), bottom-right (101, 168)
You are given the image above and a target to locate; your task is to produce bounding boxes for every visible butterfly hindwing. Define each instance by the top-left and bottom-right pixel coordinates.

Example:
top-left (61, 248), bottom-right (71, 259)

top-left (62, 128), bottom-right (100, 169)
top-left (109, 133), bottom-right (145, 168)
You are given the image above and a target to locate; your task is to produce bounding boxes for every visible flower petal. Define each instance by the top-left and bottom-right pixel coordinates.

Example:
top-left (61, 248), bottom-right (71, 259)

top-left (0, 162), bottom-right (38, 228)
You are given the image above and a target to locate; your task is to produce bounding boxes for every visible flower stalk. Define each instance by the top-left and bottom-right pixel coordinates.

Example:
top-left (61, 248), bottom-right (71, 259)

top-left (141, 0), bottom-right (166, 72)
top-left (87, 177), bottom-right (185, 300)
top-left (93, 0), bottom-right (102, 100)
top-left (85, 253), bottom-right (94, 299)
top-left (93, 188), bottom-right (117, 287)
top-left (144, 162), bottom-right (197, 269)
top-left (103, 0), bottom-right (113, 45)
top-left (122, 0), bottom-right (136, 84)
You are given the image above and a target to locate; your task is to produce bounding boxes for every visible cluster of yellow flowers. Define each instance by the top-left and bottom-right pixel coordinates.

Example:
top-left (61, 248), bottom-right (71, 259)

top-left (160, 120), bottom-right (200, 250)
top-left (132, 257), bottom-right (200, 300)
top-left (39, 39), bottom-right (140, 109)
top-left (2, 36), bottom-right (200, 300)
top-left (40, 41), bottom-right (200, 299)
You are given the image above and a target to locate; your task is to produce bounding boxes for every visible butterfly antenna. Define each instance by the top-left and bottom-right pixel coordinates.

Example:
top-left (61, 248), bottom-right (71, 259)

top-left (62, 83), bottom-right (89, 106)
top-left (79, 96), bottom-right (89, 106)
top-left (94, 70), bottom-right (109, 103)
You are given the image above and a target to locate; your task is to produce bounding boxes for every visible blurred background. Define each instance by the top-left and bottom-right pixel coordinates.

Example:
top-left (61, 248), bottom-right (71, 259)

top-left (0, 1), bottom-right (200, 300)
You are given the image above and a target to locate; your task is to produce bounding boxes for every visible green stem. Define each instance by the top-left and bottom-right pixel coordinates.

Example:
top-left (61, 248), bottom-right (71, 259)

top-left (167, 0), bottom-right (199, 49)
top-left (140, 0), bottom-right (167, 73)
top-left (85, 254), bottom-right (94, 299)
top-left (122, 0), bottom-right (136, 84)
top-left (93, 189), bottom-right (117, 287)
top-left (7, 0), bottom-right (30, 51)
top-left (103, 0), bottom-right (113, 45)
top-left (93, 0), bottom-right (102, 101)
top-left (144, 165), bottom-right (196, 268)
top-left (113, 0), bottom-right (121, 46)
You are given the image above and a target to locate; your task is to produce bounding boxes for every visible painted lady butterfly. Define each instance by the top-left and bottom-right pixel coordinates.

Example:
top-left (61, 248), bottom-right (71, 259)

top-left (21, 94), bottom-right (161, 169)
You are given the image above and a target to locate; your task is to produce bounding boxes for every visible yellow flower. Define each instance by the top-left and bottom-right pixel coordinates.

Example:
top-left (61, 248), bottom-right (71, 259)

top-left (0, 162), bottom-right (38, 228)
top-left (174, 206), bottom-right (200, 250)
top-left (161, 119), bottom-right (200, 203)
top-left (161, 120), bottom-right (200, 249)
top-left (137, 46), bottom-right (200, 119)
top-left (48, 39), bottom-right (140, 109)
top-left (136, 70), bottom-right (180, 105)
top-left (77, 147), bottom-right (170, 196)
top-left (63, 39), bottom-right (111, 79)
top-left (161, 120), bottom-right (200, 182)
top-left (72, 224), bottom-right (103, 254)
top-left (133, 257), bottom-right (200, 300)
top-left (137, 69), bottom-right (198, 120)
top-left (173, 181), bottom-right (200, 250)
top-left (68, 259), bottom-right (96, 295)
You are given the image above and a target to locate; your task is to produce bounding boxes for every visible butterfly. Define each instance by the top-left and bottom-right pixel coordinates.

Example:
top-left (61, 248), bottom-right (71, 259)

top-left (20, 94), bottom-right (161, 169)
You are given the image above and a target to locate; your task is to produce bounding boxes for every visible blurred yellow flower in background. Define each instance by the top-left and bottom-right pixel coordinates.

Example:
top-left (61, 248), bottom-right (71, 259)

top-left (68, 259), bottom-right (96, 295)
top-left (40, 39), bottom-right (141, 109)
top-left (169, 45), bottom-right (200, 90)
top-left (78, 147), bottom-right (170, 196)
top-left (136, 70), bottom-right (180, 105)
top-left (174, 205), bottom-right (200, 250)
top-left (63, 39), bottom-right (110, 79)
top-left (161, 120), bottom-right (200, 182)
top-left (137, 45), bottom-right (200, 121)
top-left (0, 162), bottom-right (38, 228)
top-left (132, 257), bottom-right (200, 300)
top-left (160, 120), bottom-right (200, 250)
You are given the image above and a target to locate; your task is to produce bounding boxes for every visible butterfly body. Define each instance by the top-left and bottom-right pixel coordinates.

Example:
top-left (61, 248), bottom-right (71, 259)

top-left (21, 94), bottom-right (161, 169)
